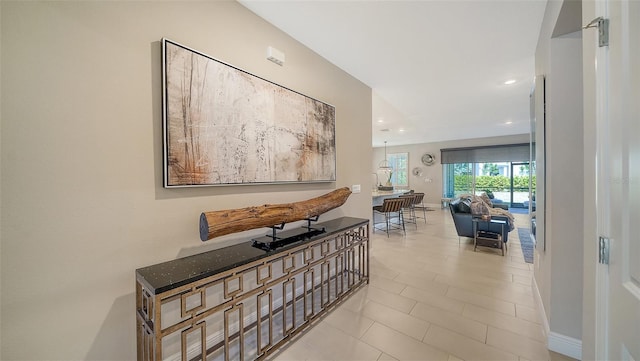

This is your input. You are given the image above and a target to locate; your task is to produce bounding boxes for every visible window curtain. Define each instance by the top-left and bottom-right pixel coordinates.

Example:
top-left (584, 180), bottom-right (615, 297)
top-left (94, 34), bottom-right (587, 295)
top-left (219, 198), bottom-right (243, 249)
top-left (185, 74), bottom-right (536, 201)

top-left (440, 143), bottom-right (530, 164)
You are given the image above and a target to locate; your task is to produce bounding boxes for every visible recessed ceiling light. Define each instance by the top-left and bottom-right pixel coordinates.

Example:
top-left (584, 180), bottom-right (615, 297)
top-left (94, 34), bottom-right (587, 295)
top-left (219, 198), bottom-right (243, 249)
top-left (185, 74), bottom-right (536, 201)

top-left (504, 79), bottom-right (516, 85)
top-left (377, 118), bottom-right (384, 123)
top-left (505, 121), bottom-right (513, 125)
top-left (398, 128), bottom-right (405, 132)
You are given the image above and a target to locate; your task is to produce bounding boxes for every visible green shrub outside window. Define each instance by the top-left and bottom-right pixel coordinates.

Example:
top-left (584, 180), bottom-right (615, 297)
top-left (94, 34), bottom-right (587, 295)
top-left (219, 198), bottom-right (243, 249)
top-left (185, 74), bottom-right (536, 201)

top-left (453, 175), bottom-right (536, 192)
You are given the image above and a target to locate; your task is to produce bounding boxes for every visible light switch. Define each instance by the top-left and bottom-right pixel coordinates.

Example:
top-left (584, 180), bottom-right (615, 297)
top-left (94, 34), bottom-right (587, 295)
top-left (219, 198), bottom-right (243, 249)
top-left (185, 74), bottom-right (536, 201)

top-left (352, 184), bottom-right (361, 193)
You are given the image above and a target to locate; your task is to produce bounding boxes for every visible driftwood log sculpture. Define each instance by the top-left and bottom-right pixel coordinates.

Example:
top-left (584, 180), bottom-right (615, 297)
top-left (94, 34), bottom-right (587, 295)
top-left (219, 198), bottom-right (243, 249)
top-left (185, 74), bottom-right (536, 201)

top-left (199, 187), bottom-right (352, 241)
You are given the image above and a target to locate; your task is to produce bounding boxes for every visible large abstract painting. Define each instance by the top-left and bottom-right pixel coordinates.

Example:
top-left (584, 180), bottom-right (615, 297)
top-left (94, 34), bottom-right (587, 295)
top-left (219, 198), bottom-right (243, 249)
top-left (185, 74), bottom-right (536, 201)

top-left (162, 39), bottom-right (336, 187)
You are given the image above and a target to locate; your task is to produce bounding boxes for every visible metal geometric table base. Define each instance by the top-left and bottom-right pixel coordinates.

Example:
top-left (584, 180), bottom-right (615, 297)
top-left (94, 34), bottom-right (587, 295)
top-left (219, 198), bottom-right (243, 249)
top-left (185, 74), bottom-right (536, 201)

top-left (136, 224), bottom-right (369, 361)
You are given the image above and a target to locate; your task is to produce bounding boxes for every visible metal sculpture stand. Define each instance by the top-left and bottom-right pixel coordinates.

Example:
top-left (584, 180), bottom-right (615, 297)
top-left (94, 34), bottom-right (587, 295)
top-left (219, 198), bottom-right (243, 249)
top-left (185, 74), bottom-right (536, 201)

top-left (252, 216), bottom-right (326, 251)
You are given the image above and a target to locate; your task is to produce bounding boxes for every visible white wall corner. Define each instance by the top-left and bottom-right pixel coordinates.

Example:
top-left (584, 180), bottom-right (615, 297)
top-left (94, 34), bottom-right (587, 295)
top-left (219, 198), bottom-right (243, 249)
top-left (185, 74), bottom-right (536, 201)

top-left (534, 277), bottom-right (583, 360)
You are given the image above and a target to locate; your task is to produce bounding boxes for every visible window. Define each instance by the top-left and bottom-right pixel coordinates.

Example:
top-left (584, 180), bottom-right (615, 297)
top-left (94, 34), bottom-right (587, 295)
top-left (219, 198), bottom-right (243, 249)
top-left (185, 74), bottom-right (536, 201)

top-left (443, 162), bottom-right (473, 198)
top-left (441, 143), bottom-right (534, 207)
top-left (388, 152), bottom-right (408, 188)
top-left (442, 161), bottom-right (535, 209)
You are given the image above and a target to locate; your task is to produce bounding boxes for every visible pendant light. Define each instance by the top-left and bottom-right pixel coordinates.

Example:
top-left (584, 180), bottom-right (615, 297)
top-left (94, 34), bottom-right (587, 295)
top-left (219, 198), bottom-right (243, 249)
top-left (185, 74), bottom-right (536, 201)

top-left (377, 141), bottom-right (394, 190)
top-left (378, 141), bottom-right (392, 170)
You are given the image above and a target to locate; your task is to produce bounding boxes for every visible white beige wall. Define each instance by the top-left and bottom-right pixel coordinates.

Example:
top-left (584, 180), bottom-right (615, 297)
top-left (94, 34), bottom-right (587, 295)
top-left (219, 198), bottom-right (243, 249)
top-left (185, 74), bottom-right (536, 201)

top-left (547, 31), bottom-right (584, 340)
top-left (372, 134), bottom-right (530, 206)
top-left (581, 1), bottom-right (597, 358)
top-left (534, 0), bottom-right (584, 356)
top-left (0, 2), bottom-right (3, 351)
top-left (0, 1), bottom-right (372, 359)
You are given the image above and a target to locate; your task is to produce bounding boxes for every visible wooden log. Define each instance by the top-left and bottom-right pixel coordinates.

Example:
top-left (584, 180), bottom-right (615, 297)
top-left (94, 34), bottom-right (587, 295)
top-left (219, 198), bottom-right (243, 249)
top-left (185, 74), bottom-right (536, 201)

top-left (199, 187), bottom-right (352, 241)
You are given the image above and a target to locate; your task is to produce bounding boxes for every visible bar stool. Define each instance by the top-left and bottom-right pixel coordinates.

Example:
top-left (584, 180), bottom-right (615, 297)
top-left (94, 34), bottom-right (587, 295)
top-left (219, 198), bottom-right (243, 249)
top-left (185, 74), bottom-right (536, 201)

top-left (372, 198), bottom-right (406, 237)
top-left (399, 194), bottom-right (417, 227)
top-left (412, 192), bottom-right (427, 223)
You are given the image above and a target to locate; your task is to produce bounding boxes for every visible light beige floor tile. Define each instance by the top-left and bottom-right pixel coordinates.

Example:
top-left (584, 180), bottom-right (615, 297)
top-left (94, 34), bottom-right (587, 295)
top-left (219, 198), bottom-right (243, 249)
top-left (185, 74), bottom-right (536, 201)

top-left (369, 260), bottom-right (402, 279)
top-left (339, 286), bottom-right (370, 313)
top-left (378, 352), bottom-right (399, 361)
top-left (420, 257), bottom-right (459, 273)
top-left (400, 286), bottom-right (466, 314)
top-left (369, 274), bottom-right (407, 294)
top-left (492, 289), bottom-right (536, 308)
top-left (323, 305), bottom-right (375, 339)
top-left (393, 272), bottom-right (449, 295)
top-left (446, 286), bottom-right (516, 317)
top-left (361, 300), bottom-right (430, 340)
top-left (362, 284), bottom-right (417, 314)
top-left (496, 264), bottom-right (535, 278)
top-left (444, 260), bottom-right (520, 278)
top-left (499, 260), bottom-right (533, 271)
top-left (393, 268), bottom-right (438, 282)
top-left (271, 210), bottom-right (551, 361)
top-left (515, 304), bottom-right (542, 325)
top-left (463, 304), bottom-right (545, 343)
top-left (438, 278), bottom-right (536, 308)
top-left (410, 301), bottom-right (488, 342)
top-left (300, 322), bottom-right (381, 360)
top-left (270, 336), bottom-right (333, 361)
top-left (372, 255), bottom-right (428, 274)
top-left (486, 326), bottom-right (551, 361)
top-left (550, 351), bottom-right (579, 361)
top-left (514, 274), bottom-right (534, 286)
top-left (436, 272), bottom-right (532, 295)
top-left (423, 324), bottom-right (518, 361)
top-left (450, 265), bottom-right (516, 283)
top-left (361, 322), bottom-right (449, 360)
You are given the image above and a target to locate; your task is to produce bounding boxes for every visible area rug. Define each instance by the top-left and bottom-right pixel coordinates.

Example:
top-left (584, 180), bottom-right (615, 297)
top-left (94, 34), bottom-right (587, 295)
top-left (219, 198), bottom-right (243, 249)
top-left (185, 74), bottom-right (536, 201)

top-left (517, 228), bottom-right (534, 264)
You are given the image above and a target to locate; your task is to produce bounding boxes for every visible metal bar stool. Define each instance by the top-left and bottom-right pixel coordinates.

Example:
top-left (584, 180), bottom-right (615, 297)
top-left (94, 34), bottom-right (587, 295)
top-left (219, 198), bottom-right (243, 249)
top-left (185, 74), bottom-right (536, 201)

top-left (372, 198), bottom-right (406, 237)
top-left (412, 192), bottom-right (427, 223)
top-left (399, 194), bottom-right (417, 227)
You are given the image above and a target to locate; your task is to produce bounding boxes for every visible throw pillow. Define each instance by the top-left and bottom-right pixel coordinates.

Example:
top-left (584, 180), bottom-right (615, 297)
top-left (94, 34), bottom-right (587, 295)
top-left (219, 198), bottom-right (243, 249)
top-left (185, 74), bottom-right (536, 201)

top-left (457, 198), bottom-right (472, 213)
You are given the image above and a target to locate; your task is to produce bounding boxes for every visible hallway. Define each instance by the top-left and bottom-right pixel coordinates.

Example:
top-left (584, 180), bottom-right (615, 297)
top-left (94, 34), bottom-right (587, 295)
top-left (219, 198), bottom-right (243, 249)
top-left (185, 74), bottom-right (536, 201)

top-left (271, 209), bottom-right (576, 361)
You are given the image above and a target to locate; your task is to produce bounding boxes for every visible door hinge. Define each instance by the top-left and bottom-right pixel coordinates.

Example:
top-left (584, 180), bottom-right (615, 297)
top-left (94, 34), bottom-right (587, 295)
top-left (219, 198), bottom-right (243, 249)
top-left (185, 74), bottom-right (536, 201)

top-left (583, 17), bottom-right (609, 47)
top-left (599, 236), bottom-right (610, 265)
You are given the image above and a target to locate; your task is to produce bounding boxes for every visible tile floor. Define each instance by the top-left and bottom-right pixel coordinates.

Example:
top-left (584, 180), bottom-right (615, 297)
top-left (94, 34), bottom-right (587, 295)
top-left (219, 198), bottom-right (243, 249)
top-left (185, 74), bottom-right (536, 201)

top-left (269, 209), bottom-right (578, 361)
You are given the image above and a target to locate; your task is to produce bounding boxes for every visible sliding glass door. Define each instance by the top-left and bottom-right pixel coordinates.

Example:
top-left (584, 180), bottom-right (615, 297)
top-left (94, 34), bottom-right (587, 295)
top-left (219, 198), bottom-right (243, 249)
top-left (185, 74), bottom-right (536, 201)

top-left (441, 143), bottom-right (533, 211)
top-left (443, 162), bottom-right (474, 198)
top-left (510, 162), bottom-right (531, 208)
top-left (475, 162), bottom-right (509, 206)
top-left (443, 160), bottom-right (534, 212)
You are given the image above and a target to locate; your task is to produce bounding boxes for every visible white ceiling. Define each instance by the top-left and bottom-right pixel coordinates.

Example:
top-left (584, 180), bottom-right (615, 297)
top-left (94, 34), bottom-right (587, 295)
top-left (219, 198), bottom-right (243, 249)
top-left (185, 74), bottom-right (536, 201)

top-left (239, 0), bottom-right (547, 147)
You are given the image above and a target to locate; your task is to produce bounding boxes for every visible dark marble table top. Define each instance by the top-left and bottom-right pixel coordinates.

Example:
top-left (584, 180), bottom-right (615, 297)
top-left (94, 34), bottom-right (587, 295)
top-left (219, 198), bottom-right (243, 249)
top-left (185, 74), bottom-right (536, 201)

top-left (136, 216), bottom-right (368, 295)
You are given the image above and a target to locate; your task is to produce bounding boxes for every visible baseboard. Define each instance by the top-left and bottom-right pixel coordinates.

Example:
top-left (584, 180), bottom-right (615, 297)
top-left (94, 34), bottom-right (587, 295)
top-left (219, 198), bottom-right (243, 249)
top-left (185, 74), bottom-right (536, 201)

top-left (548, 332), bottom-right (582, 360)
top-left (532, 277), bottom-right (551, 336)
top-left (532, 278), bottom-right (583, 360)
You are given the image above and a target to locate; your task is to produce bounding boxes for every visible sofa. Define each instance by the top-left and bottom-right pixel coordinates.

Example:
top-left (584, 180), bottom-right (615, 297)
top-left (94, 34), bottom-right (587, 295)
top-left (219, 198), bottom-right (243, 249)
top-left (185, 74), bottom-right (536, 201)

top-left (449, 197), bottom-right (512, 243)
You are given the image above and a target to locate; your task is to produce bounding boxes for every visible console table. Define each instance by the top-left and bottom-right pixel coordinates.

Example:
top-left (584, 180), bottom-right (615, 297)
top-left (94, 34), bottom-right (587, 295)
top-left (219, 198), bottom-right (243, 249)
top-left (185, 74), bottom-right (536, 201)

top-left (136, 217), bottom-right (369, 361)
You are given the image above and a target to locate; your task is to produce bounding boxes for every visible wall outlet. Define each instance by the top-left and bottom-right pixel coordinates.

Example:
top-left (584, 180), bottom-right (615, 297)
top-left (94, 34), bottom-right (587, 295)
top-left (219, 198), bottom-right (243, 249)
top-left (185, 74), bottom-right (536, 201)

top-left (351, 184), bottom-right (361, 193)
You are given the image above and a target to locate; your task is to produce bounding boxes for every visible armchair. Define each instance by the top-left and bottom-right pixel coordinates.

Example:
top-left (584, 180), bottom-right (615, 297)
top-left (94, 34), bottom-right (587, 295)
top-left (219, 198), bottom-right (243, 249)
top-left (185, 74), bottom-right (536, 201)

top-left (449, 197), bottom-right (511, 244)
